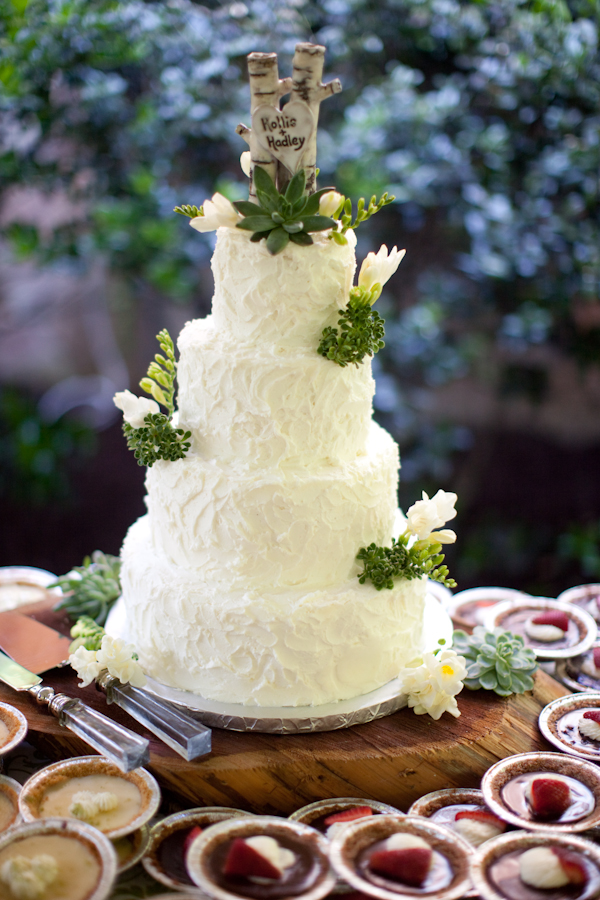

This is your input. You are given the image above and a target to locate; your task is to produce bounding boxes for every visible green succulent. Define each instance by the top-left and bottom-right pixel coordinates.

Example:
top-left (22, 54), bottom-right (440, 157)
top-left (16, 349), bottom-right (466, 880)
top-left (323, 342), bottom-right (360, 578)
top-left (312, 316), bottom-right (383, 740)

top-left (452, 626), bottom-right (538, 696)
top-left (233, 167), bottom-right (335, 255)
top-left (52, 551), bottom-right (122, 626)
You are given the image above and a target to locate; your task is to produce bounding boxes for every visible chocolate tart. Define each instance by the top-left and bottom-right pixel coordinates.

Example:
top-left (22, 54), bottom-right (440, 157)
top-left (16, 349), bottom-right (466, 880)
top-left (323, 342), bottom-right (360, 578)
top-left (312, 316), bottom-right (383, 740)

top-left (0, 702), bottom-right (28, 758)
top-left (290, 798), bottom-right (403, 835)
top-left (481, 752), bottom-right (600, 832)
top-left (143, 806), bottom-right (254, 890)
top-left (539, 694), bottom-right (600, 762)
top-left (559, 586), bottom-right (600, 625)
top-left (0, 817), bottom-right (117, 900)
top-left (0, 775), bottom-right (21, 834)
top-left (471, 829), bottom-right (600, 900)
top-left (408, 788), bottom-right (505, 844)
top-left (186, 815), bottom-right (335, 900)
top-left (482, 599), bottom-right (597, 660)
top-left (328, 814), bottom-right (472, 900)
top-left (19, 755), bottom-right (161, 839)
top-left (448, 588), bottom-right (530, 631)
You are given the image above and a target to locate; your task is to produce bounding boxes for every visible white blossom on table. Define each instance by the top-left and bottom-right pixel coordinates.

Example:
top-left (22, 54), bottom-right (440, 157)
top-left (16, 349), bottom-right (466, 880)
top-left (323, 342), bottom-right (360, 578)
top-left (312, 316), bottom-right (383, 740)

top-left (113, 390), bottom-right (160, 428)
top-left (69, 646), bottom-right (103, 688)
top-left (358, 244), bottom-right (406, 302)
top-left (190, 193), bottom-right (241, 232)
top-left (240, 151), bottom-right (252, 177)
top-left (398, 649), bottom-right (467, 720)
top-left (96, 635), bottom-right (147, 688)
top-left (405, 490), bottom-right (458, 542)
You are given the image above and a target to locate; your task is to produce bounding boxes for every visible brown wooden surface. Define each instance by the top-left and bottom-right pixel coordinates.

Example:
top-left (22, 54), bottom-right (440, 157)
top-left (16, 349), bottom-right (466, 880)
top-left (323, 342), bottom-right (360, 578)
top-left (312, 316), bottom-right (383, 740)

top-left (1, 598), bottom-right (570, 815)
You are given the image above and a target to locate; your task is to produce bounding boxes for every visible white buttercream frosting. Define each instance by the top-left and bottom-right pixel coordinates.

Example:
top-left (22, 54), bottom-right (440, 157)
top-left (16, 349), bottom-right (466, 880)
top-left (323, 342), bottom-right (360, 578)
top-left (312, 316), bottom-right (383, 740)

top-left (120, 223), bottom-right (428, 707)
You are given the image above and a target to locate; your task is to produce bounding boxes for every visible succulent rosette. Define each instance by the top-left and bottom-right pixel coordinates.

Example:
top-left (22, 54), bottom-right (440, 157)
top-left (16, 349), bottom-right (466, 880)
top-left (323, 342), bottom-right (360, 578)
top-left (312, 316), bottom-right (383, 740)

top-left (452, 626), bottom-right (538, 696)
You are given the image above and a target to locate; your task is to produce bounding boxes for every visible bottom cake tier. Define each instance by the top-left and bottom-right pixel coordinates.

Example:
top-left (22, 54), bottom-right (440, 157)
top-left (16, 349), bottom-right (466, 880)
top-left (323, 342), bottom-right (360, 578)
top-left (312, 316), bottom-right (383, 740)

top-left (120, 515), bottom-right (428, 707)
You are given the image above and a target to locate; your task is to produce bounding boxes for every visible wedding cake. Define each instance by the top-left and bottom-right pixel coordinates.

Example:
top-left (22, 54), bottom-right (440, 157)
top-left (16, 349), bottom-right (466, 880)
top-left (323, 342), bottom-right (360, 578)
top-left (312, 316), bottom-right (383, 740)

top-left (115, 45), bottom-right (456, 708)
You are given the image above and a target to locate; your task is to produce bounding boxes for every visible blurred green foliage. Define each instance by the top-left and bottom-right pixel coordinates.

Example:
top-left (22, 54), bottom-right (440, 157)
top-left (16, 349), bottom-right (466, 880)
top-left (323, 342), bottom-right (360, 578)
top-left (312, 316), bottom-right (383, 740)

top-left (0, 388), bottom-right (95, 504)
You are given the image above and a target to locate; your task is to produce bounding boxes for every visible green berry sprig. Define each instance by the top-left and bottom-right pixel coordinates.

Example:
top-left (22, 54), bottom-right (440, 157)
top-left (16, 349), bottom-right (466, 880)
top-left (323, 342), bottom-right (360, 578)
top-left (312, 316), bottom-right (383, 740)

top-left (318, 287), bottom-right (385, 367)
top-left (124, 413), bottom-right (190, 467)
top-left (357, 534), bottom-right (456, 591)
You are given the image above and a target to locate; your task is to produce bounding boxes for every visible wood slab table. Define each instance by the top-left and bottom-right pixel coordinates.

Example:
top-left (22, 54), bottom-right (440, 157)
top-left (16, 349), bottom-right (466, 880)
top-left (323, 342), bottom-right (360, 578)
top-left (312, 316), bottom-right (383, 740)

top-left (0, 598), bottom-right (570, 815)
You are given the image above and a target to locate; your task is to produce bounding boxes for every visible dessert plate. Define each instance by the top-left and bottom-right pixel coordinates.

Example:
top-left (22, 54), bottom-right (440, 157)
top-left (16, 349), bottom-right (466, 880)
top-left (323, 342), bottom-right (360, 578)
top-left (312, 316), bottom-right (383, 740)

top-left (105, 592), bottom-right (453, 734)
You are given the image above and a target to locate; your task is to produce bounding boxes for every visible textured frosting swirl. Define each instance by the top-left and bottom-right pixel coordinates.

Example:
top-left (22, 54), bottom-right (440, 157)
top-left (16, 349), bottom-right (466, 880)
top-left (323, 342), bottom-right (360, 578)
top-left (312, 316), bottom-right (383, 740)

top-left (144, 422), bottom-right (398, 590)
top-left (176, 318), bottom-right (375, 467)
top-left (121, 514), bottom-right (426, 707)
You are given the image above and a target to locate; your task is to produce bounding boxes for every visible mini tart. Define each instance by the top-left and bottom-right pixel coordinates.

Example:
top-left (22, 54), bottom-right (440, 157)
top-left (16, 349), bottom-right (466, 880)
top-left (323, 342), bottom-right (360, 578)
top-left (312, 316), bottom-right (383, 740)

top-left (0, 776), bottom-right (22, 834)
top-left (482, 599), bottom-right (596, 660)
top-left (0, 703), bottom-right (28, 757)
top-left (112, 824), bottom-right (150, 873)
top-left (0, 817), bottom-right (117, 900)
top-left (408, 789), bottom-right (505, 847)
top-left (290, 798), bottom-right (403, 835)
top-left (328, 814), bottom-right (472, 900)
top-left (558, 650), bottom-right (600, 694)
top-left (447, 588), bottom-right (530, 631)
top-left (559, 585), bottom-right (600, 624)
top-left (143, 806), bottom-right (255, 890)
top-left (19, 755), bottom-right (160, 840)
top-left (539, 693), bottom-right (600, 763)
top-left (186, 815), bottom-right (335, 900)
top-left (481, 752), bottom-right (600, 833)
top-left (471, 829), bottom-right (600, 900)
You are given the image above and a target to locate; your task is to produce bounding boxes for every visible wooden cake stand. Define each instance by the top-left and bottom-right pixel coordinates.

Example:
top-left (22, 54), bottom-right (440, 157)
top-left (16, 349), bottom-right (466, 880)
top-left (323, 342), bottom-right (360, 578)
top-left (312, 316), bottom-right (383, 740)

top-left (0, 598), bottom-right (569, 815)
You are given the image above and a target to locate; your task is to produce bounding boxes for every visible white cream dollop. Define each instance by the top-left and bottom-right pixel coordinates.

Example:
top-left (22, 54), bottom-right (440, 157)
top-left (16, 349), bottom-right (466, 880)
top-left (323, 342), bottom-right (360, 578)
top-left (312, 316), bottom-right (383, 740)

top-left (0, 854), bottom-right (58, 900)
top-left (524, 619), bottom-right (565, 642)
top-left (70, 790), bottom-right (119, 823)
top-left (519, 847), bottom-right (569, 889)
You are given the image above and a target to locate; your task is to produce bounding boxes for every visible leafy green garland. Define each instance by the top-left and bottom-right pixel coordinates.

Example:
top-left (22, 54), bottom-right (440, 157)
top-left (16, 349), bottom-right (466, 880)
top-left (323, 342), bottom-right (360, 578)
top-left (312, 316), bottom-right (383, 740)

top-left (357, 534), bottom-right (456, 591)
top-left (124, 329), bottom-right (191, 467)
top-left (52, 551), bottom-right (121, 626)
top-left (318, 286), bottom-right (385, 367)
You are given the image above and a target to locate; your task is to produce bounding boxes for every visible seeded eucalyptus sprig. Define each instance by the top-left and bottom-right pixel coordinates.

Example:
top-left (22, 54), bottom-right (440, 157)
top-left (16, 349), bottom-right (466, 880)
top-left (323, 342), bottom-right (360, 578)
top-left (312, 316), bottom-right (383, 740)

top-left (318, 286), bottom-right (385, 367)
top-left (357, 533), bottom-right (456, 591)
top-left (124, 413), bottom-right (190, 467)
top-left (52, 551), bottom-right (122, 626)
top-left (452, 627), bottom-right (538, 696)
top-left (233, 167), bottom-right (335, 255)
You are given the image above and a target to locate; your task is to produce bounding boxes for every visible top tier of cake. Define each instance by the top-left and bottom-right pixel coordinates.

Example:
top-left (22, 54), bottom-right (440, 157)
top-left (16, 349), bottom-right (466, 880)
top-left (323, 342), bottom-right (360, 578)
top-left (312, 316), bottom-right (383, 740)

top-left (177, 226), bottom-right (377, 468)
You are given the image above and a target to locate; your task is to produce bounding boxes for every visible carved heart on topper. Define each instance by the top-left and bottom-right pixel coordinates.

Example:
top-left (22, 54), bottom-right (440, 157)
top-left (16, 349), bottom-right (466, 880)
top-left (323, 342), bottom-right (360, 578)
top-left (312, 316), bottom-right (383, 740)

top-left (252, 101), bottom-right (314, 174)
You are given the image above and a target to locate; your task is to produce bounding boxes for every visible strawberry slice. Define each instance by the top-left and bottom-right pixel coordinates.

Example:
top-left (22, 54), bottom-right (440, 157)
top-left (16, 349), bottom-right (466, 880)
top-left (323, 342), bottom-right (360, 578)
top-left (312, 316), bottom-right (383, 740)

top-left (223, 838), bottom-right (282, 880)
top-left (531, 610), bottom-right (569, 632)
top-left (323, 806), bottom-right (374, 826)
top-left (454, 809), bottom-right (505, 830)
top-left (183, 825), bottom-right (203, 857)
top-left (583, 710), bottom-right (600, 724)
top-left (552, 848), bottom-right (588, 886)
top-left (369, 847), bottom-right (432, 887)
top-left (593, 647), bottom-right (600, 669)
top-left (528, 776), bottom-right (571, 818)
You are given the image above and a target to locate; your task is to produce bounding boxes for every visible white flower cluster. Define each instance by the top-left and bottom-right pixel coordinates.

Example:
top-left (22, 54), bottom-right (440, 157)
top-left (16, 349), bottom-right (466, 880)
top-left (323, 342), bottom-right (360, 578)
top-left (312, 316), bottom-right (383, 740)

top-left (69, 634), bottom-right (146, 689)
top-left (398, 649), bottom-right (467, 720)
top-left (0, 855), bottom-right (58, 900)
top-left (357, 244), bottom-right (406, 303)
top-left (70, 790), bottom-right (119, 823)
top-left (405, 489), bottom-right (458, 544)
top-left (113, 389), bottom-right (159, 428)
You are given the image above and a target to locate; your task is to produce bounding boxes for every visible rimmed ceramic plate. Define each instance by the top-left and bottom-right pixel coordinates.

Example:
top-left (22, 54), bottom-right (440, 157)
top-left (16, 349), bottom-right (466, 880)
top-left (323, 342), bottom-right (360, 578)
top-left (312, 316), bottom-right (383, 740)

top-left (0, 566), bottom-right (61, 612)
top-left (0, 702), bottom-right (28, 758)
top-left (539, 693), bottom-right (600, 762)
top-left (106, 592), bottom-right (452, 733)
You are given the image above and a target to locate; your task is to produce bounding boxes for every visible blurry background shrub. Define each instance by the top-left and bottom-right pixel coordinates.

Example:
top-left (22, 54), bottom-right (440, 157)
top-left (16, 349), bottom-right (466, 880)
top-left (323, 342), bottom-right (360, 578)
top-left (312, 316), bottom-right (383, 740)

top-left (0, 0), bottom-right (599, 589)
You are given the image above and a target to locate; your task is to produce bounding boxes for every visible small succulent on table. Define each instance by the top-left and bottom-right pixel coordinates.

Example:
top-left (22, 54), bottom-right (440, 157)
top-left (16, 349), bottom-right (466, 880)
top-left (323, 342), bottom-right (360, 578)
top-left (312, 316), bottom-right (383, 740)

top-left (233, 166), bottom-right (336, 255)
top-left (452, 626), bottom-right (538, 696)
top-left (52, 551), bottom-right (122, 626)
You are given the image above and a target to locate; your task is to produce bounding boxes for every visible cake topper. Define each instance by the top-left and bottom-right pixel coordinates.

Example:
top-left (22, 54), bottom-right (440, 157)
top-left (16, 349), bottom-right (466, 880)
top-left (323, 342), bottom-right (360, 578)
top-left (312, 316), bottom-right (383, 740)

top-left (237, 43), bottom-right (342, 198)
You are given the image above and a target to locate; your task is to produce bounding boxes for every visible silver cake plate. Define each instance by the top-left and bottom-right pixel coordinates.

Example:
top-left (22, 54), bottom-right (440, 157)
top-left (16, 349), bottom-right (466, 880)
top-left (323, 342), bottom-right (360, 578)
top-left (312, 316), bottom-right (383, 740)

top-left (106, 591), bottom-right (453, 734)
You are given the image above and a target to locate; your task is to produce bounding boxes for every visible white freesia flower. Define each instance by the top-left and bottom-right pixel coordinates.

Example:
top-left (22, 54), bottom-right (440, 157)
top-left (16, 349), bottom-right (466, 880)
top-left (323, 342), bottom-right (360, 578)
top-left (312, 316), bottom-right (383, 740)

top-left (398, 649), bottom-right (467, 720)
top-left (113, 390), bottom-right (159, 428)
top-left (406, 489), bottom-right (458, 540)
top-left (358, 244), bottom-right (406, 301)
top-left (319, 190), bottom-right (344, 218)
top-left (69, 646), bottom-right (102, 688)
top-left (240, 151), bottom-right (252, 177)
top-left (189, 193), bottom-right (240, 233)
top-left (431, 529), bottom-right (457, 544)
top-left (96, 635), bottom-right (146, 688)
